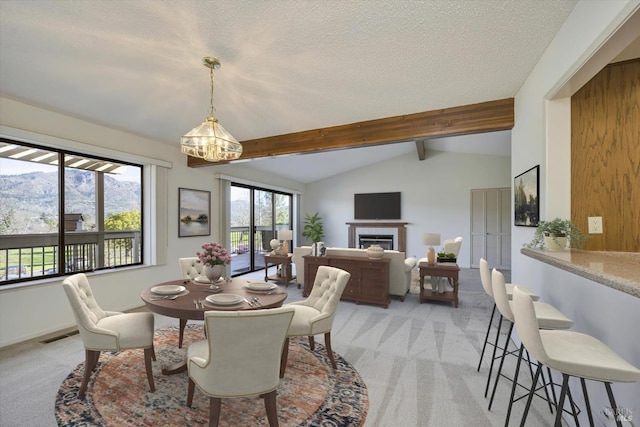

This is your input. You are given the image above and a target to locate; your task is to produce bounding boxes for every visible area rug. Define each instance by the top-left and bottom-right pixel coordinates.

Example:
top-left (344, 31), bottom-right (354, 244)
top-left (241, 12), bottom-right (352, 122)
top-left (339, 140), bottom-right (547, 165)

top-left (55, 325), bottom-right (368, 426)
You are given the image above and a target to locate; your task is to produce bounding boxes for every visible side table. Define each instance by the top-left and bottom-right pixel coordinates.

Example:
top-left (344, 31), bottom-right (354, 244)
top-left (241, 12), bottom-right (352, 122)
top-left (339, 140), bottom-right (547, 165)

top-left (418, 262), bottom-right (460, 308)
top-left (264, 253), bottom-right (298, 288)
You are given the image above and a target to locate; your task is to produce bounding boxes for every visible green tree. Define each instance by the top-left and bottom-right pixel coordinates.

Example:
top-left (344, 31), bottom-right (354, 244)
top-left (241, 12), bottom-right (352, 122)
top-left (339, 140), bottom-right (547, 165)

top-left (104, 210), bottom-right (141, 230)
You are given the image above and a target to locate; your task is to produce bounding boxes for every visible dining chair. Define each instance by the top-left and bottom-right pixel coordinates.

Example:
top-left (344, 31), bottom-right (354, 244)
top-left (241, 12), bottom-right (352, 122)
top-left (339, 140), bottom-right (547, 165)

top-left (177, 257), bottom-right (205, 347)
top-left (477, 258), bottom-right (540, 377)
top-left (62, 273), bottom-right (156, 397)
top-left (279, 265), bottom-right (350, 378)
top-left (512, 287), bottom-right (640, 427)
top-left (186, 307), bottom-right (295, 427)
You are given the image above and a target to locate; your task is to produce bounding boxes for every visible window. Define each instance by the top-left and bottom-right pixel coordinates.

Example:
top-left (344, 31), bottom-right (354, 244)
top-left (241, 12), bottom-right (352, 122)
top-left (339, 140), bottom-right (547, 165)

top-left (0, 138), bottom-right (143, 285)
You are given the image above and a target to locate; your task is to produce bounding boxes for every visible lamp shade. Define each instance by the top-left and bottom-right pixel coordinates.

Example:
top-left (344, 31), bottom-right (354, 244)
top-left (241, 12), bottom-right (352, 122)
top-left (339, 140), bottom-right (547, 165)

top-left (278, 229), bottom-right (293, 241)
top-left (422, 233), bottom-right (441, 246)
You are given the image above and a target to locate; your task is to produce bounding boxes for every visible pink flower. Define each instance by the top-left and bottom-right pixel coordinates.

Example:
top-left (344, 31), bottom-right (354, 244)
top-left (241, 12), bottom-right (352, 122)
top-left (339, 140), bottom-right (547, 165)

top-left (196, 242), bottom-right (232, 266)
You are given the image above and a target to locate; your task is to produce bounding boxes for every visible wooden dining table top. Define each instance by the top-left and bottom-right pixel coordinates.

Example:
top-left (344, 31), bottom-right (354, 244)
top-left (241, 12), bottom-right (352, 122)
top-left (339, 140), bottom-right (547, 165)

top-left (140, 278), bottom-right (288, 321)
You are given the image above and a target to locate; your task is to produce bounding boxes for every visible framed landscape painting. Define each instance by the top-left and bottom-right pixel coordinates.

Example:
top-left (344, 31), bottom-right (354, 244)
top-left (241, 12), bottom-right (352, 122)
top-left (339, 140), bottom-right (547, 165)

top-left (514, 165), bottom-right (539, 227)
top-left (178, 188), bottom-right (211, 237)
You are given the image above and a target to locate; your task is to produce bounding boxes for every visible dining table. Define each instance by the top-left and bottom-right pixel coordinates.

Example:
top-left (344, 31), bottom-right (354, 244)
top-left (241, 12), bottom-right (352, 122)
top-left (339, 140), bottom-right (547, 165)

top-left (141, 277), bottom-right (288, 374)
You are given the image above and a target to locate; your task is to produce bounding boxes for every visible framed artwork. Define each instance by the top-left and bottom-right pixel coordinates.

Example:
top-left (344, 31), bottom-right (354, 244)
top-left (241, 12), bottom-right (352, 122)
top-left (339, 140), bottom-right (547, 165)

top-left (178, 188), bottom-right (211, 237)
top-left (514, 165), bottom-right (539, 227)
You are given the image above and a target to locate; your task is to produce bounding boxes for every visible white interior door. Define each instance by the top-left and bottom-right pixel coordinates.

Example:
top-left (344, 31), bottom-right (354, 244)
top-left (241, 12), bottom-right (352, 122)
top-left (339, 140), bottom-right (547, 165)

top-left (470, 188), bottom-right (511, 269)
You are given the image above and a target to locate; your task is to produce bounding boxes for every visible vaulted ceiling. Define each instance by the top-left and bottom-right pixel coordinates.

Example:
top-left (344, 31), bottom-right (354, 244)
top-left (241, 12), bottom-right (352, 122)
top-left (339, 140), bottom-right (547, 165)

top-left (0, 0), bottom-right (580, 182)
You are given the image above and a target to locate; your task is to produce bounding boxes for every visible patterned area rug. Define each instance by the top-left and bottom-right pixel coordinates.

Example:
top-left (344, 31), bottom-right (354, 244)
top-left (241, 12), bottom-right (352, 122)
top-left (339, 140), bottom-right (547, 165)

top-left (55, 326), bottom-right (368, 426)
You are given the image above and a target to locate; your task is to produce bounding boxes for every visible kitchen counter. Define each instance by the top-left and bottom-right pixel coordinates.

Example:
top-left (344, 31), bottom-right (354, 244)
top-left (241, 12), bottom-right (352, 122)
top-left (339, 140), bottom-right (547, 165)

top-left (521, 248), bottom-right (640, 298)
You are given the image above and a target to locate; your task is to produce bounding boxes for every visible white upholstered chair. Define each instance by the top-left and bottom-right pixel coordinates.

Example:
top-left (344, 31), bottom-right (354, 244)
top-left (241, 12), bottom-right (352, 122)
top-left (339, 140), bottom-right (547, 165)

top-left (442, 236), bottom-right (463, 256)
top-left (186, 307), bottom-right (295, 427)
top-left (280, 266), bottom-right (350, 377)
top-left (62, 273), bottom-right (156, 397)
top-left (512, 287), bottom-right (640, 427)
top-left (177, 257), bottom-right (205, 347)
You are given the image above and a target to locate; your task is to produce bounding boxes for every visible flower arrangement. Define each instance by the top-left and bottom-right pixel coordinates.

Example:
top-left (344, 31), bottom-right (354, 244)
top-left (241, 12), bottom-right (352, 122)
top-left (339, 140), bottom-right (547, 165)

top-left (196, 242), bottom-right (232, 267)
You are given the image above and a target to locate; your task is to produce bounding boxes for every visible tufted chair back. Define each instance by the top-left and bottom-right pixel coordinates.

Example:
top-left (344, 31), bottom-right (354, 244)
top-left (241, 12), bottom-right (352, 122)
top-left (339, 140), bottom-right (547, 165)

top-left (299, 266), bottom-right (350, 329)
top-left (62, 273), bottom-right (113, 347)
top-left (178, 257), bottom-right (204, 280)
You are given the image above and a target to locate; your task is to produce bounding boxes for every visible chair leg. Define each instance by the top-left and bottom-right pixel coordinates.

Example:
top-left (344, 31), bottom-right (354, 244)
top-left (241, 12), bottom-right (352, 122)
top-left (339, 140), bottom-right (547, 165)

top-left (187, 377), bottom-right (195, 407)
top-left (478, 304), bottom-right (497, 371)
top-left (505, 344), bottom-right (525, 427)
top-left (553, 374), bottom-right (570, 427)
top-left (324, 332), bottom-right (337, 369)
top-left (604, 382), bottom-right (624, 427)
top-left (308, 335), bottom-right (315, 351)
top-left (179, 318), bottom-right (188, 348)
top-left (580, 378), bottom-right (594, 426)
top-left (279, 338), bottom-right (290, 378)
top-left (485, 314), bottom-right (504, 397)
top-left (519, 363), bottom-right (542, 427)
top-left (144, 347), bottom-right (155, 392)
top-left (262, 389), bottom-right (280, 427)
top-left (209, 396), bottom-right (221, 427)
top-left (79, 349), bottom-right (101, 397)
top-left (489, 322), bottom-right (514, 410)
top-left (151, 344), bottom-right (156, 361)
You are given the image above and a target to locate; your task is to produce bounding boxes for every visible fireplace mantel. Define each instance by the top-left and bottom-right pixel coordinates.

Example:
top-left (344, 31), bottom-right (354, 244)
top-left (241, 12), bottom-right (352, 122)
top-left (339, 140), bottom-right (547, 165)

top-left (346, 222), bottom-right (408, 252)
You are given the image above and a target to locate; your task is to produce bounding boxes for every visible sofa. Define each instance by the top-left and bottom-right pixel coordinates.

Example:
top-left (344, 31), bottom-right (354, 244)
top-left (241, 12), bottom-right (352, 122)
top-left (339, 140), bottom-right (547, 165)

top-left (293, 246), bottom-right (417, 300)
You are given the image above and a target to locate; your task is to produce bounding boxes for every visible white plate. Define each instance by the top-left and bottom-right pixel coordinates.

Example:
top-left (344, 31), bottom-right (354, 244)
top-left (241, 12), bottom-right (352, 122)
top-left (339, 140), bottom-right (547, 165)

top-left (245, 282), bottom-right (278, 291)
top-left (151, 285), bottom-right (186, 295)
top-left (205, 294), bottom-right (244, 306)
top-left (193, 276), bottom-right (211, 284)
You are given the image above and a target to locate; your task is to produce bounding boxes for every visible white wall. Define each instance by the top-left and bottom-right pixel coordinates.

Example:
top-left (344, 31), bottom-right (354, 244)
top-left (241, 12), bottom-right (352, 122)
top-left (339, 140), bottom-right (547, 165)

top-left (511, 1), bottom-right (640, 423)
top-left (0, 96), bottom-right (304, 347)
top-left (302, 149), bottom-right (511, 267)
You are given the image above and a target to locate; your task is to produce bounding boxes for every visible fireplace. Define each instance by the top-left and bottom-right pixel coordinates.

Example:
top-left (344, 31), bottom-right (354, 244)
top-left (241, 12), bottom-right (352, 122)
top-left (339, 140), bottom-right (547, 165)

top-left (358, 234), bottom-right (394, 250)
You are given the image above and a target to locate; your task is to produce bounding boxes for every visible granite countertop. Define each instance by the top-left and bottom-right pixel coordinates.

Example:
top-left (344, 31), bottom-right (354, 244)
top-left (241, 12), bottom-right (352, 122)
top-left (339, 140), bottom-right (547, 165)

top-left (521, 248), bottom-right (640, 298)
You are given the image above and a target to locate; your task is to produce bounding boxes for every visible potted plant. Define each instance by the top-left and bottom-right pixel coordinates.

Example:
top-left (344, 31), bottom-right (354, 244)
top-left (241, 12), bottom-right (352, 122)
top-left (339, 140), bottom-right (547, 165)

top-left (302, 212), bottom-right (325, 255)
top-left (525, 217), bottom-right (586, 251)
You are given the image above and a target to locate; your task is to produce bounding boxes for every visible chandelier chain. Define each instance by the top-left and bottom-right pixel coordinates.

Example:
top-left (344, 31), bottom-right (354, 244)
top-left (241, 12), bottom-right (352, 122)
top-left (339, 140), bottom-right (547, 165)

top-left (209, 65), bottom-right (215, 117)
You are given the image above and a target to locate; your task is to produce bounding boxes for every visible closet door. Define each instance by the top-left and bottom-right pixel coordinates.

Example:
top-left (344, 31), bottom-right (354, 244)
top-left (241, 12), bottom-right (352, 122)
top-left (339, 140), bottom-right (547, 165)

top-left (470, 188), bottom-right (511, 269)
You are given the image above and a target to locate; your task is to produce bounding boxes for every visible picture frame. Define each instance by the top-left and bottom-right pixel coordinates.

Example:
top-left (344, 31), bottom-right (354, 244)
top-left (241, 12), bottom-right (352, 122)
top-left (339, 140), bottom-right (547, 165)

top-left (514, 165), bottom-right (539, 227)
top-left (178, 188), bottom-right (211, 237)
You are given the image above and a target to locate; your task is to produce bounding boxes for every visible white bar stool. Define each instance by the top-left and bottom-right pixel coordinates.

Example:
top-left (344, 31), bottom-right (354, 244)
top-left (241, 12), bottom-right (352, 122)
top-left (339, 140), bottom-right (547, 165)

top-left (489, 269), bottom-right (574, 425)
top-left (477, 258), bottom-right (539, 397)
top-left (512, 287), bottom-right (640, 427)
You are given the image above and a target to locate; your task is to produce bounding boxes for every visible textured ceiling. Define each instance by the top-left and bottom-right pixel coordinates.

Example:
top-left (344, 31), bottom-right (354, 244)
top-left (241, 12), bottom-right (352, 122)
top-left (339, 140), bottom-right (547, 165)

top-left (0, 0), bottom-right (578, 183)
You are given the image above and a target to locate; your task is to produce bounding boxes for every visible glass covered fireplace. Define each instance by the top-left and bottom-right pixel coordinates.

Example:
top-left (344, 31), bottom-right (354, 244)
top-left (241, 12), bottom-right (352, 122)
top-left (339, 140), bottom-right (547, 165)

top-left (358, 234), bottom-right (394, 250)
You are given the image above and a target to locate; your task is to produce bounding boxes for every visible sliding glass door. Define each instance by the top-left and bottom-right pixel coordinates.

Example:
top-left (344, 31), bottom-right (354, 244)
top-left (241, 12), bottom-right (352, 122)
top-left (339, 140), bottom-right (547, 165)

top-left (229, 184), bottom-right (292, 276)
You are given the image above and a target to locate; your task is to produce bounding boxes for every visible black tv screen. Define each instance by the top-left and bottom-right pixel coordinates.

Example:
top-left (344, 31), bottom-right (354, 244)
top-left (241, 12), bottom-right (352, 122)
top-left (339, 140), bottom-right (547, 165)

top-left (354, 192), bottom-right (401, 220)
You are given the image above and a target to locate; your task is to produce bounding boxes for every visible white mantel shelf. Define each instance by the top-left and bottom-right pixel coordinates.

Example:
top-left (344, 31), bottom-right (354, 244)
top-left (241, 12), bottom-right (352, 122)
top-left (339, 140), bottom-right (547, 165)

top-left (521, 248), bottom-right (640, 299)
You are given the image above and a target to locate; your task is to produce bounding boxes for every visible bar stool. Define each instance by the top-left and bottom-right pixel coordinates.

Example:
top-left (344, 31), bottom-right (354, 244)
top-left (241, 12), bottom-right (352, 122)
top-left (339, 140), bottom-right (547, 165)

top-left (477, 258), bottom-right (539, 396)
top-left (489, 269), bottom-right (574, 424)
top-left (512, 287), bottom-right (640, 427)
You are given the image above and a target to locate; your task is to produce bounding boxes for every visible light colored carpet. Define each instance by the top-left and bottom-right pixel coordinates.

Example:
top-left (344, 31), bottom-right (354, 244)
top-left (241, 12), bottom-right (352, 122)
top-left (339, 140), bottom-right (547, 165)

top-left (0, 268), bottom-right (557, 426)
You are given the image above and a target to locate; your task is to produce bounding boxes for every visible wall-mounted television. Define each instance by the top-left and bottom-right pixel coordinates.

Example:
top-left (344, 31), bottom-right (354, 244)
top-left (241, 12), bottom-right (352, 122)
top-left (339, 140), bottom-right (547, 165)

top-left (354, 192), bottom-right (401, 220)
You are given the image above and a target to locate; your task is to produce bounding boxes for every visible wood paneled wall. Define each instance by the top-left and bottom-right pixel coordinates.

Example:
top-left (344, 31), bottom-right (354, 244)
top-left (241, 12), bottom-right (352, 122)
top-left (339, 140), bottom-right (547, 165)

top-left (571, 59), bottom-right (640, 251)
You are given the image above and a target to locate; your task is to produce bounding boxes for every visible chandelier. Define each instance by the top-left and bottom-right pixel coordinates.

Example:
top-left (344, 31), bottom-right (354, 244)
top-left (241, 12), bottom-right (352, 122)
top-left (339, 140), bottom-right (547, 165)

top-left (180, 57), bottom-right (242, 162)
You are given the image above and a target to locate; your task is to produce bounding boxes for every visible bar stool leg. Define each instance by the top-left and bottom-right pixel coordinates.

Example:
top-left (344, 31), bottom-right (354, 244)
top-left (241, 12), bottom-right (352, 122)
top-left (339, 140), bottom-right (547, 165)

top-left (520, 363), bottom-right (543, 427)
top-left (489, 322), bottom-right (514, 410)
top-left (604, 382), bottom-right (624, 427)
top-left (485, 314), bottom-right (504, 397)
top-left (547, 367), bottom-right (559, 410)
top-left (580, 378), bottom-right (594, 426)
top-left (505, 344), bottom-right (525, 427)
top-left (522, 350), bottom-right (554, 414)
top-left (553, 374), bottom-right (570, 427)
top-left (478, 304), bottom-right (497, 371)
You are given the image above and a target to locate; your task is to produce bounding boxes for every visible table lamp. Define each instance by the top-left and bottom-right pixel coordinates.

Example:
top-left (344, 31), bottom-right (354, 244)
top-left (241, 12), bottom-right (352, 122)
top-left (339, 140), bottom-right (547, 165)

top-left (278, 229), bottom-right (293, 255)
top-left (422, 233), bottom-right (441, 265)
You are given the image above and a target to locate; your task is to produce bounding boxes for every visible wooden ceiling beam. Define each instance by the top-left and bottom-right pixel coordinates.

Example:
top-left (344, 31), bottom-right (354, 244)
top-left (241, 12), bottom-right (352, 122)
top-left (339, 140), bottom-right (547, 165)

top-left (187, 98), bottom-right (514, 167)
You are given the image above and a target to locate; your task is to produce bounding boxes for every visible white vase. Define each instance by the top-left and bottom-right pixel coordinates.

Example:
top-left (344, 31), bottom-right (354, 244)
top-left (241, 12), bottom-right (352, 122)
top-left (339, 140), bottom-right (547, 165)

top-left (204, 264), bottom-right (224, 282)
top-left (366, 244), bottom-right (384, 259)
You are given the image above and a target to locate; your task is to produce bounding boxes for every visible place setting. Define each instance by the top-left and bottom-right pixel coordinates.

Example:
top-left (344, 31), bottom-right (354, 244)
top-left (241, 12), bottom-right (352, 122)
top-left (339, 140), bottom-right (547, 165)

top-left (244, 281), bottom-right (284, 295)
top-left (149, 284), bottom-right (189, 300)
top-left (202, 293), bottom-right (245, 308)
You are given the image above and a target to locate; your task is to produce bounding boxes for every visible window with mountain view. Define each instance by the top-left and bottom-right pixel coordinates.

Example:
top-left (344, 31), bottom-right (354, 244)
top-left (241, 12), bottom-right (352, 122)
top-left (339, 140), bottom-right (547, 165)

top-left (0, 139), bottom-right (143, 285)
